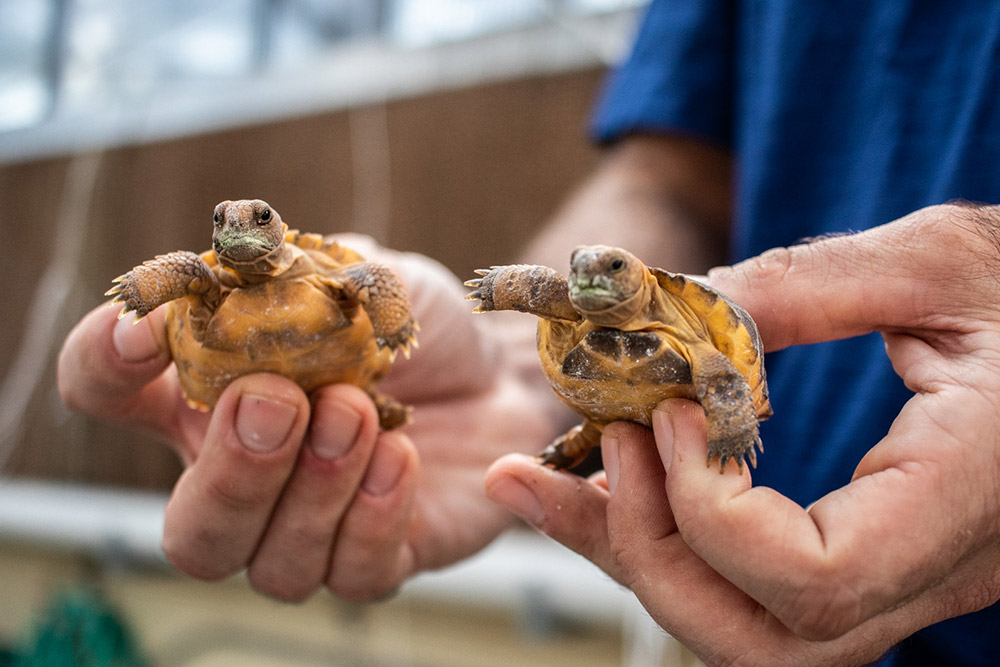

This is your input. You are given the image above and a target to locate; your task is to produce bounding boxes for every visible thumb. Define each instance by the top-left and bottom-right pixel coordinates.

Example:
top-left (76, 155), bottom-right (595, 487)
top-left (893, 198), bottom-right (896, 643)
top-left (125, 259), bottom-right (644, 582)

top-left (704, 204), bottom-right (994, 351)
top-left (58, 302), bottom-right (172, 420)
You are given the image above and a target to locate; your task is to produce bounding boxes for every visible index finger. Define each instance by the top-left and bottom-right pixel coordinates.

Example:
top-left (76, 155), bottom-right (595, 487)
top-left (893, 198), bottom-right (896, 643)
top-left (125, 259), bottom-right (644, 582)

top-left (706, 204), bottom-right (1000, 351)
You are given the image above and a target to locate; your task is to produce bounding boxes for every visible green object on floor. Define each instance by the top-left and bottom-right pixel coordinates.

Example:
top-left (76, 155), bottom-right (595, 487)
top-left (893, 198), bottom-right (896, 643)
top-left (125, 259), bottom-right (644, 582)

top-left (16, 588), bottom-right (147, 667)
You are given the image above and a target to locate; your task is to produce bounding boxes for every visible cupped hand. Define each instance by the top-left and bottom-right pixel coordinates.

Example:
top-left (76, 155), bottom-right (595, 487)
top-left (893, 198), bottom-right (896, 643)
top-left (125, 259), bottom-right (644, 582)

top-left (59, 235), bottom-right (552, 602)
top-left (486, 204), bottom-right (1000, 665)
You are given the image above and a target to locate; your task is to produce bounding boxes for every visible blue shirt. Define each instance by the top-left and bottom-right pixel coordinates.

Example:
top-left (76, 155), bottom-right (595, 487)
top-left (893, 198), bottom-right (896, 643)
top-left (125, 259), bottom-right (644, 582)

top-left (592, 1), bottom-right (1000, 664)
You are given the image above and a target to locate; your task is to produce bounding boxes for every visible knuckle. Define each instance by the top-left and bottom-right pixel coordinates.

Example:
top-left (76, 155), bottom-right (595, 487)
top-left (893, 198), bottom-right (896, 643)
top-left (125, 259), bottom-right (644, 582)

top-left (606, 520), bottom-right (641, 575)
top-left (746, 245), bottom-right (797, 284)
top-left (161, 533), bottom-right (240, 582)
top-left (329, 577), bottom-right (401, 603)
top-left (247, 566), bottom-right (317, 603)
top-left (327, 543), bottom-right (412, 603)
top-left (203, 472), bottom-right (274, 513)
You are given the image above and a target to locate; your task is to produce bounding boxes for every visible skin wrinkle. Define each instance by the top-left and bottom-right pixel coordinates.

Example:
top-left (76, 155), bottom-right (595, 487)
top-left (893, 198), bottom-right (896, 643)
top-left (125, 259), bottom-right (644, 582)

top-left (760, 509), bottom-right (835, 629)
top-left (943, 203), bottom-right (1000, 282)
top-left (609, 505), bottom-right (675, 584)
top-left (769, 525), bottom-right (862, 638)
top-left (883, 332), bottom-right (1000, 397)
top-left (785, 573), bottom-right (867, 641)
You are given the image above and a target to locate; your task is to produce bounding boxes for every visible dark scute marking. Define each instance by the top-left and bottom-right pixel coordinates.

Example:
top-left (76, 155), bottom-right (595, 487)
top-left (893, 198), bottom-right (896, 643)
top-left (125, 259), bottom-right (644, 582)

top-left (562, 345), bottom-right (617, 381)
top-left (631, 344), bottom-right (692, 385)
top-left (583, 329), bottom-right (622, 359)
top-left (561, 329), bottom-right (693, 386)
top-left (621, 331), bottom-right (662, 361)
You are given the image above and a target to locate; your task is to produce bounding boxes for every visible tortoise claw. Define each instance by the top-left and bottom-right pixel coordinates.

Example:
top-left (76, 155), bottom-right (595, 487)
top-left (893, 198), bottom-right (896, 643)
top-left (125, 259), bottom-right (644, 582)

top-left (185, 397), bottom-right (210, 412)
top-left (112, 302), bottom-right (148, 324)
top-left (465, 284), bottom-right (492, 313)
top-left (707, 432), bottom-right (762, 473)
top-left (376, 321), bottom-right (419, 360)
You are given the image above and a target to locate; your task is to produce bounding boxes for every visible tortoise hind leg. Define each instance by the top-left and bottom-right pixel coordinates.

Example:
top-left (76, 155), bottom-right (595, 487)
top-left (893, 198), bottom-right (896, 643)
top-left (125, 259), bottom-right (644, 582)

top-left (370, 390), bottom-right (412, 430)
top-left (537, 420), bottom-right (602, 470)
top-left (689, 346), bottom-right (762, 472)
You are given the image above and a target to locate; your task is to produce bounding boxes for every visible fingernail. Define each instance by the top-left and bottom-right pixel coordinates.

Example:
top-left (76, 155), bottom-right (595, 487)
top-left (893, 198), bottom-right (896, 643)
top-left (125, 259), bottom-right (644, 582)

top-left (602, 434), bottom-right (621, 494)
top-left (310, 402), bottom-right (363, 460)
top-left (487, 476), bottom-right (545, 527)
top-left (652, 407), bottom-right (674, 473)
top-left (112, 313), bottom-right (162, 364)
top-left (362, 440), bottom-right (408, 496)
top-left (236, 394), bottom-right (299, 452)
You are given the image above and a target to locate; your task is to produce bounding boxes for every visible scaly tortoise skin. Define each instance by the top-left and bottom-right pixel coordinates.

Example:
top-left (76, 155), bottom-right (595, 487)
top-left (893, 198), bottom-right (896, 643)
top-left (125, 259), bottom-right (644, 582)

top-left (107, 199), bottom-right (417, 429)
top-left (466, 245), bottom-right (771, 471)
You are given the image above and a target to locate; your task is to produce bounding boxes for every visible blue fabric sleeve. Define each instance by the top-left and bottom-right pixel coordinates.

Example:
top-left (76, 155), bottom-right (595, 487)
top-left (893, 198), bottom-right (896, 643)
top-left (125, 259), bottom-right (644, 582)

top-left (590, 0), bottom-right (734, 147)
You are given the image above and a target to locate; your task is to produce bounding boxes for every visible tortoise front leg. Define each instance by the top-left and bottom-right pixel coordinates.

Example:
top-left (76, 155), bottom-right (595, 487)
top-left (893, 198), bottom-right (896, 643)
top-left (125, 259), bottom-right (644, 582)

top-left (689, 345), bottom-right (763, 472)
top-left (537, 419), bottom-right (602, 470)
top-left (340, 262), bottom-right (417, 355)
top-left (107, 251), bottom-right (220, 320)
top-left (465, 264), bottom-right (581, 322)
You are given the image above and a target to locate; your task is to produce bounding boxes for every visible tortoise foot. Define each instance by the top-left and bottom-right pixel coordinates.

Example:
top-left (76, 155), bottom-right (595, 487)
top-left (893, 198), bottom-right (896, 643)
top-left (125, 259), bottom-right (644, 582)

top-left (106, 272), bottom-right (156, 320)
top-left (372, 392), bottom-right (412, 430)
top-left (536, 421), bottom-right (601, 471)
top-left (707, 424), bottom-right (762, 473)
top-left (464, 268), bottom-right (501, 312)
top-left (378, 320), bottom-right (419, 360)
top-left (536, 442), bottom-right (582, 471)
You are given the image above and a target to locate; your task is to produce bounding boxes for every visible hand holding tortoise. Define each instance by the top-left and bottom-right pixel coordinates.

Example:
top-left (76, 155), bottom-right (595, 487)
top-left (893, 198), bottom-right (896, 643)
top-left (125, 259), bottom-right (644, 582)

top-left (486, 203), bottom-right (1000, 665)
top-left (59, 200), bottom-right (552, 602)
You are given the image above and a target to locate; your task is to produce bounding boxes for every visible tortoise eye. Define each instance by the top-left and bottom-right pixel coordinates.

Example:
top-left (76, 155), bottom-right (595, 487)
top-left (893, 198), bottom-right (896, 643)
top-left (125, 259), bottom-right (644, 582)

top-left (610, 258), bottom-right (625, 272)
top-left (213, 212), bottom-right (221, 225)
top-left (259, 208), bottom-right (272, 224)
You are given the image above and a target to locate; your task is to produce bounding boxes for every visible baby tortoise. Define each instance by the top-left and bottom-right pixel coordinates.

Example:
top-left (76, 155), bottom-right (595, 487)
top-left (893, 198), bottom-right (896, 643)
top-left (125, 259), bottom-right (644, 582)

top-left (107, 199), bottom-right (416, 429)
top-left (466, 245), bottom-right (771, 471)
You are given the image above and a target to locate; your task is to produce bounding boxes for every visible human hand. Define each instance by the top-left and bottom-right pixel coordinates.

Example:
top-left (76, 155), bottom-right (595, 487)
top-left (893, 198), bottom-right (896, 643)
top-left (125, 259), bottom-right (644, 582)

top-left (485, 204), bottom-right (1000, 665)
top-left (59, 235), bottom-right (551, 602)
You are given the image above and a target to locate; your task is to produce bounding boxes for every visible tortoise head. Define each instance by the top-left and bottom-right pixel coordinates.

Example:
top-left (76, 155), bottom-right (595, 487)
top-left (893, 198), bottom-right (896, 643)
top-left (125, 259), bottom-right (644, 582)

top-left (568, 245), bottom-right (650, 327)
top-left (212, 199), bottom-right (286, 270)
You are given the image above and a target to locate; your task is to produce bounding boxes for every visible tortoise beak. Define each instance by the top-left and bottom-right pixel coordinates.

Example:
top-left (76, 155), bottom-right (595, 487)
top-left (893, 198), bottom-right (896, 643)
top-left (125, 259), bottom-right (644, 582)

top-left (213, 231), bottom-right (277, 261)
top-left (569, 272), bottom-right (621, 311)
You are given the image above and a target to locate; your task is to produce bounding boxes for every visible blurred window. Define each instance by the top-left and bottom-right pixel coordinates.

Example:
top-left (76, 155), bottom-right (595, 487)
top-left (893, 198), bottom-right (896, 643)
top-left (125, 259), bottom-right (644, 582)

top-left (0, 0), bottom-right (645, 132)
top-left (0, 0), bottom-right (58, 129)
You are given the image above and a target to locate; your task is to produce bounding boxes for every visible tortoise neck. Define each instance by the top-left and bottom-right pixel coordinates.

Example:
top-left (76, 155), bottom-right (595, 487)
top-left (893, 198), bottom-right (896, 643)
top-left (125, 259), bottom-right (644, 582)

top-left (581, 269), bottom-right (656, 329)
top-left (219, 226), bottom-right (297, 282)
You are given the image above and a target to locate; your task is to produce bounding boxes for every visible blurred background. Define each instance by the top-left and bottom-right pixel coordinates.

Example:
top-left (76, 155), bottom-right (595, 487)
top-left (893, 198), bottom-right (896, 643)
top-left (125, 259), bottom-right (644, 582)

top-left (0, 1), bottom-right (703, 664)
